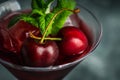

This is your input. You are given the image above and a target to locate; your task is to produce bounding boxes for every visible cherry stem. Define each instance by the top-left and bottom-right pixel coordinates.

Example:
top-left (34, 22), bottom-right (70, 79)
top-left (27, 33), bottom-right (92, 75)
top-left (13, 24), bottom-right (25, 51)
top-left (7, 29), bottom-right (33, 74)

top-left (40, 8), bottom-right (80, 43)
top-left (29, 32), bottom-right (62, 41)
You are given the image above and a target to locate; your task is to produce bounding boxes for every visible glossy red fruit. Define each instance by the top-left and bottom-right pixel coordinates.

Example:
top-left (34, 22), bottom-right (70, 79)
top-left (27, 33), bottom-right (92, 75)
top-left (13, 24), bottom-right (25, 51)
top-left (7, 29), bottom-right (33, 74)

top-left (0, 26), bottom-right (24, 65)
top-left (0, 27), bottom-right (15, 52)
top-left (9, 20), bottom-right (40, 53)
top-left (58, 26), bottom-right (88, 56)
top-left (21, 38), bottom-right (59, 67)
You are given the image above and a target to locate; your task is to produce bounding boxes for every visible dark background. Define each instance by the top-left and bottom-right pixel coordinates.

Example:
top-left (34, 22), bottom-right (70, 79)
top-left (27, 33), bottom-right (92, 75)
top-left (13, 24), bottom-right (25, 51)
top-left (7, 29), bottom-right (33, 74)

top-left (0, 0), bottom-right (120, 80)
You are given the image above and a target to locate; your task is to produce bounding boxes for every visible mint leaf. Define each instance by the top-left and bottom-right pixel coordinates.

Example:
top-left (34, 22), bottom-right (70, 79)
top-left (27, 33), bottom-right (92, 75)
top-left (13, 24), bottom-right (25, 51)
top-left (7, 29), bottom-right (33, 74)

top-left (31, 9), bottom-right (44, 16)
top-left (29, 0), bottom-right (55, 36)
top-left (51, 0), bottom-right (76, 35)
top-left (24, 0), bottom-right (76, 36)
top-left (38, 15), bottom-right (45, 34)
top-left (45, 0), bottom-right (55, 14)
top-left (21, 14), bottom-right (39, 27)
top-left (32, 0), bottom-right (54, 14)
top-left (17, 0), bottom-right (55, 33)
top-left (32, 0), bottom-right (45, 10)
top-left (38, 13), bottom-right (54, 36)
top-left (8, 0), bottom-right (77, 39)
top-left (8, 15), bottom-right (21, 28)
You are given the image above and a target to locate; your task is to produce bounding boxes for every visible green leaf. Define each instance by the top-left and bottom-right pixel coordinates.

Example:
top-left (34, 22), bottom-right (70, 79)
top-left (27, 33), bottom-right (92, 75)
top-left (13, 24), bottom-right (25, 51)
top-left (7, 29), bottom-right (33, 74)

top-left (21, 0), bottom-right (76, 37)
top-left (51, 0), bottom-right (76, 35)
top-left (32, 0), bottom-right (54, 14)
top-left (38, 13), bottom-right (54, 36)
top-left (31, 9), bottom-right (44, 16)
top-left (45, 0), bottom-right (55, 14)
top-left (8, 0), bottom-right (76, 41)
top-left (38, 15), bottom-right (45, 34)
top-left (21, 14), bottom-right (39, 27)
top-left (8, 15), bottom-right (21, 28)
top-left (31, 0), bottom-right (45, 10)
top-left (45, 13), bottom-right (54, 36)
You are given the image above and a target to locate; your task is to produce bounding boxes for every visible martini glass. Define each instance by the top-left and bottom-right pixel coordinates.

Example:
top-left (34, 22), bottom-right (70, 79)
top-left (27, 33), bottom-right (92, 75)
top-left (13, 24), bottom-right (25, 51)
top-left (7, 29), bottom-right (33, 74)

top-left (0, 0), bottom-right (102, 80)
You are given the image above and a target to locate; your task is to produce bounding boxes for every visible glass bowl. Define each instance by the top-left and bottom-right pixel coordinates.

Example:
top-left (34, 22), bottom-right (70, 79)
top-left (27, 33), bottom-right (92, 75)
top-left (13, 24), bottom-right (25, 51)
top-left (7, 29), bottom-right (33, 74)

top-left (0, 0), bottom-right (102, 80)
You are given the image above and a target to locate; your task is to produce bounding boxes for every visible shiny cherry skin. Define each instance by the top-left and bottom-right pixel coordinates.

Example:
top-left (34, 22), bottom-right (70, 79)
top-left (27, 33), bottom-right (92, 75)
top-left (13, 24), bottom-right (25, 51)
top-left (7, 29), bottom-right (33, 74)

top-left (9, 20), bottom-right (40, 53)
top-left (0, 27), bottom-right (15, 52)
top-left (21, 38), bottom-right (59, 67)
top-left (0, 27), bottom-right (21, 64)
top-left (57, 26), bottom-right (88, 56)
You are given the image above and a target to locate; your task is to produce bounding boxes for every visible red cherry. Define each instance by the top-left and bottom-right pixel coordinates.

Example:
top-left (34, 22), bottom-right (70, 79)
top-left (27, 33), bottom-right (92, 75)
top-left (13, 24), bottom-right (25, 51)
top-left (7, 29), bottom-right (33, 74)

top-left (9, 20), bottom-right (40, 53)
top-left (0, 27), bottom-right (15, 52)
top-left (57, 26), bottom-right (88, 56)
top-left (21, 38), bottom-right (59, 67)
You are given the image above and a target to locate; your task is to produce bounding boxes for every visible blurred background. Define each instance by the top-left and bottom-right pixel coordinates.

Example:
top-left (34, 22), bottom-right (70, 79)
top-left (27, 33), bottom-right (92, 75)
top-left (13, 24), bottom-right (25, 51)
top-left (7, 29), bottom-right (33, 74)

top-left (0, 0), bottom-right (120, 80)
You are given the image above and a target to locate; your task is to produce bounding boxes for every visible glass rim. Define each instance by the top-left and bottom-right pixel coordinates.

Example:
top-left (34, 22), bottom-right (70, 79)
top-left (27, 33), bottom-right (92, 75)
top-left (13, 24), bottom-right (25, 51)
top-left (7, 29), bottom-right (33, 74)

top-left (0, 4), bottom-right (102, 72)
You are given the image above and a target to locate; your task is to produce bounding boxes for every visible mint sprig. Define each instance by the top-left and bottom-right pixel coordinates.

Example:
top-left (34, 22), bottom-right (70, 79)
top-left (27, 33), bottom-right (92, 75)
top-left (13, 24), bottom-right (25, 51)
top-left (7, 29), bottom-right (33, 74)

top-left (8, 0), bottom-right (76, 37)
top-left (30, 0), bottom-right (76, 36)
top-left (8, 15), bottom-right (22, 28)
top-left (52, 0), bottom-right (76, 35)
top-left (21, 14), bottom-right (39, 27)
top-left (29, 0), bottom-right (55, 36)
top-left (31, 0), bottom-right (54, 14)
top-left (38, 13), bottom-right (54, 36)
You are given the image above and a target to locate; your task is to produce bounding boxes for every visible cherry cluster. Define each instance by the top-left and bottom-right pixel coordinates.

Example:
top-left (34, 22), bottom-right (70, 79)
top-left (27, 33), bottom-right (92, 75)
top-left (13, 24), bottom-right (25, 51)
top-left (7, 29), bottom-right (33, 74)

top-left (0, 16), bottom-right (88, 67)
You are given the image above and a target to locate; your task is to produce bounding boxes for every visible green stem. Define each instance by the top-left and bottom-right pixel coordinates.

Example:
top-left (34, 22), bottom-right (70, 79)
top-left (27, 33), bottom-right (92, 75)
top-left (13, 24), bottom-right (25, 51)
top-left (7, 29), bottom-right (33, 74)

top-left (29, 32), bottom-right (62, 41)
top-left (40, 8), bottom-right (80, 43)
top-left (39, 37), bottom-right (62, 40)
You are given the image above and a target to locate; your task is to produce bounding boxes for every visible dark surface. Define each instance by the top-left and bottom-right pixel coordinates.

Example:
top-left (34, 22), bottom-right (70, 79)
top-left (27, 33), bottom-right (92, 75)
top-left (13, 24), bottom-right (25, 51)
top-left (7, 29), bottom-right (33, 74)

top-left (0, 0), bottom-right (120, 80)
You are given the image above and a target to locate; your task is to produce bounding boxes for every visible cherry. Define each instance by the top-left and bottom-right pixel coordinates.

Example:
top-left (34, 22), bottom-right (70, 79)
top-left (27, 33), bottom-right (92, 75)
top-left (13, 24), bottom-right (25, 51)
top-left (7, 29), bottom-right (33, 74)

top-left (8, 20), bottom-right (40, 53)
top-left (21, 38), bottom-right (59, 67)
top-left (57, 26), bottom-right (88, 56)
top-left (0, 27), bottom-right (15, 52)
top-left (0, 27), bottom-right (21, 64)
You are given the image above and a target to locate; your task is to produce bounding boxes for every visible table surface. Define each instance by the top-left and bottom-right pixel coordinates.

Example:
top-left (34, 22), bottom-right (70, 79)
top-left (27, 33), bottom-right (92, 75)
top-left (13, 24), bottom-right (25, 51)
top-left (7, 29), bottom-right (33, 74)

top-left (0, 0), bottom-right (120, 80)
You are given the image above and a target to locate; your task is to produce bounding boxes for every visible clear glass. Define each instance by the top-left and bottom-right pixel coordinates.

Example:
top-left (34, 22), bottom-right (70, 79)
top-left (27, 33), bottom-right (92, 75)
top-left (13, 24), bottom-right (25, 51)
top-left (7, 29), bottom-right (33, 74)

top-left (0, 0), bottom-right (21, 18)
top-left (0, 0), bottom-right (102, 80)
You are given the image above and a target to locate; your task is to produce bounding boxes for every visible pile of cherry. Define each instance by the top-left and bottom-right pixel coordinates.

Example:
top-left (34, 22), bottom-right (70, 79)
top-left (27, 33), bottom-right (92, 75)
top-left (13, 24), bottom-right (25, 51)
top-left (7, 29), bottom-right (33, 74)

top-left (0, 14), bottom-right (88, 67)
